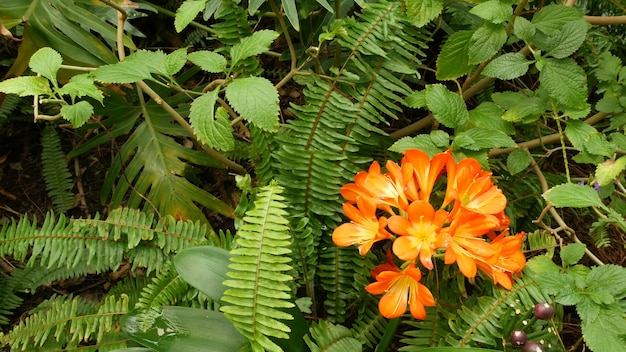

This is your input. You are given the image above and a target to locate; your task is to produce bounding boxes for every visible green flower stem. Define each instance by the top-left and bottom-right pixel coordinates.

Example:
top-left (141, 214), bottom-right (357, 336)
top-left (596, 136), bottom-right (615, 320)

top-left (375, 317), bottom-right (402, 352)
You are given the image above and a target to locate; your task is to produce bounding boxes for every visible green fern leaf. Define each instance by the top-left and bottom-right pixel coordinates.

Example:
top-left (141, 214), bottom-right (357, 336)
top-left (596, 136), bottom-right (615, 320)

top-left (41, 126), bottom-right (75, 213)
top-left (351, 300), bottom-right (389, 348)
top-left (220, 182), bottom-right (295, 352)
top-left (304, 320), bottom-right (362, 351)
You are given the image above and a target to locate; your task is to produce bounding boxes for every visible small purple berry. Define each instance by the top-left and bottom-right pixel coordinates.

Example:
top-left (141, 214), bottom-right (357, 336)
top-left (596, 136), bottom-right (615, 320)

top-left (533, 302), bottom-right (554, 320)
top-left (522, 341), bottom-right (545, 352)
top-left (509, 330), bottom-right (527, 346)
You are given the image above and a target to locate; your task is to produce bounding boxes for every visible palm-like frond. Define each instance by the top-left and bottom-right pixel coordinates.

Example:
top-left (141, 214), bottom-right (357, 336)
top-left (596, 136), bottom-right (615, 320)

top-left (220, 182), bottom-right (295, 352)
top-left (41, 126), bottom-right (75, 213)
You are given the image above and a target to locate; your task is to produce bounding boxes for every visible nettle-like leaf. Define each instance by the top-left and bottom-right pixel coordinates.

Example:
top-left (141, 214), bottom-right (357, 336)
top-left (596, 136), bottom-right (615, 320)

top-left (93, 50), bottom-right (173, 84)
top-left (436, 30), bottom-right (473, 80)
top-left (452, 128), bottom-right (516, 151)
top-left (405, 0), bottom-right (444, 28)
top-left (539, 58), bottom-right (588, 110)
top-left (225, 76), bottom-right (279, 131)
top-left (425, 84), bottom-right (468, 128)
top-left (468, 23), bottom-right (507, 64)
top-left (531, 4), bottom-right (583, 35)
top-left (61, 101), bottom-right (94, 128)
top-left (56, 74), bottom-right (104, 104)
top-left (582, 308), bottom-right (626, 352)
top-left (470, 0), bottom-right (511, 24)
top-left (483, 53), bottom-right (532, 80)
top-left (542, 183), bottom-right (604, 209)
top-left (229, 29), bottom-right (279, 66)
top-left (221, 182), bottom-right (295, 352)
top-left (0, 76), bottom-right (52, 96)
top-left (164, 47), bottom-right (189, 76)
top-left (506, 149), bottom-right (532, 175)
top-left (188, 50), bottom-right (228, 73)
top-left (28, 47), bottom-right (62, 84)
top-left (596, 156), bottom-right (626, 186)
top-left (544, 19), bottom-right (588, 59)
top-left (513, 16), bottom-right (536, 42)
top-left (174, 0), bottom-right (207, 33)
top-left (190, 88), bottom-right (235, 151)
top-left (564, 119), bottom-right (596, 152)
top-left (390, 131), bottom-right (450, 155)
top-left (467, 102), bottom-right (514, 134)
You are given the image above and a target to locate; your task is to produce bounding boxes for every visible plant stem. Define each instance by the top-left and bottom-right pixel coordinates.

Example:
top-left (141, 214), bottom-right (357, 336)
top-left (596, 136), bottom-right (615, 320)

top-left (375, 317), bottom-right (402, 352)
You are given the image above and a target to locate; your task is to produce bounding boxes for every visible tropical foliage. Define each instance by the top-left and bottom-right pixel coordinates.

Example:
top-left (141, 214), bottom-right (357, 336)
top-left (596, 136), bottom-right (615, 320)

top-left (1, 0), bottom-right (626, 351)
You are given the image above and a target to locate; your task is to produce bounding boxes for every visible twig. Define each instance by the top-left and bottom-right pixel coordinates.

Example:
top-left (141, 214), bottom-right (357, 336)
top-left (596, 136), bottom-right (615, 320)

top-left (585, 15), bottom-right (626, 25)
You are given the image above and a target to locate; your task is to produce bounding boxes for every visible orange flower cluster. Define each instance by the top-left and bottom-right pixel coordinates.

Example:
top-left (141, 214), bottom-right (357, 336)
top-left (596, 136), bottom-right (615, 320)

top-left (332, 149), bottom-right (526, 320)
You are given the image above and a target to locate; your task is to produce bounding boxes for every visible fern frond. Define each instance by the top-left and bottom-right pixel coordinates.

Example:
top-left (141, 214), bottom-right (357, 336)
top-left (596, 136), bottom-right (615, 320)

top-left (0, 93), bottom-right (21, 126)
top-left (41, 126), bottom-right (75, 213)
top-left (351, 299), bottom-right (389, 348)
top-left (304, 320), bottom-right (362, 351)
top-left (0, 271), bottom-right (24, 326)
top-left (220, 182), bottom-right (295, 352)
top-left (0, 208), bottom-right (209, 274)
top-left (1, 294), bottom-right (129, 352)
top-left (400, 306), bottom-right (450, 350)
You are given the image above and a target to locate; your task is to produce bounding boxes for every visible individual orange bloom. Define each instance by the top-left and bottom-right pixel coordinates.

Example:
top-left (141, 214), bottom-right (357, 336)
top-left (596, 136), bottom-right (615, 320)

top-left (332, 197), bottom-right (392, 255)
top-left (403, 149), bottom-right (456, 202)
top-left (340, 161), bottom-right (408, 213)
top-left (366, 261), bottom-right (435, 319)
top-left (445, 158), bottom-right (506, 215)
top-left (476, 232), bottom-right (526, 289)
top-left (387, 200), bottom-right (449, 269)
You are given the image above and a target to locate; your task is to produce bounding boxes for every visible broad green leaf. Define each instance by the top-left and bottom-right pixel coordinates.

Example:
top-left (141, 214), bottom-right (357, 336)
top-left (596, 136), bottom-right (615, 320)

top-left (581, 309), bottom-right (626, 352)
top-left (506, 149), bottom-right (531, 175)
top-left (531, 4), bottom-right (583, 35)
top-left (405, 90), bottom-right (426, 108)
top-left (565, 120), bottom-right (596, 152)
top-left (468, 102), bottom-right (514, 134)
top-left (594, 52), bottom-right (622, 82)
top-left (539, 58), bottom-right (587, 109)
top-left (545, 19), bottom-right (588, 59)
top-left (93, 57), bottom-right (153, 84)
top-left (525, 255), bottom-right (560, 276)
top-left (122, 306), bottom-right (247, 352)
top-left (513, 16), bottom-right (535, 42)
top-left (174, 246), bottom-right (231, 301)
top-left (586, 264), bottom-right (626, 299)
top-left (0, 76), bottom-right (52, 96)
top-left (483, 53), bottom-right (532, 80)
top-left (389, 131), bottom-right (450, 155)
top-left (282, 0), bottom-right (300, 31)
top-left (124, 50), bottom-right (169, 78)
top-left (405, 0), bottom-right (444, 27)
top-left (29, 47), bottom-right (63, 83)
top-left (470, 0), bottom-right (512, 24)
top-left (230, 30), bottom-right (279, 66)
top-left (452, 128), bottom-right (516, 150)
top-left (56, 74), bottom-right (104, 104)
top-left (164, 48), bottom-right (189, 76)
top-left (61, 101), bottom-right (93, 128)
top-left (560, 243), bottom-right (586, 266)
top-left (225, 77), bottom-right (279, 131)
top-left (174, 0), bottom-right (207, 33)
top-left (188, 51), bottom-right (228, 73)
top-left (436, 30), bottom-right (473, 80)
top-left (585, 132), bottom-right (616, 157)
top-left (469, 23), bottom-right (507, 64)
top-left (190, 89), bottom-right (219, 141)
top-left (543, 183), bottom-right (603, 208)
top-left (193, 106), bottom-right (235, 151)
top-left (425, 84), bottom-right (468, 128)
top-left (596, 156), bottom-right (626, 186)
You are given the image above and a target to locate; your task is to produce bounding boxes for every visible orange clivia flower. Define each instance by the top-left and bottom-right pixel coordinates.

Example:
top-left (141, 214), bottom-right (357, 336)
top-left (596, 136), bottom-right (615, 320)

top-left (387, 200), bottom-right (448, 269)
top-left (476, 232), bottom-right (526, 289)
top-left (445, 158), bottom-right (506, 215)
top-left (332, 197), bottom-right (392, 255)
top-left (366, 260), bottom-right (435, 319)
top-left (403, 149), bottom-right (455, 202)
top-left (340, 161), bottom-right (408, 213)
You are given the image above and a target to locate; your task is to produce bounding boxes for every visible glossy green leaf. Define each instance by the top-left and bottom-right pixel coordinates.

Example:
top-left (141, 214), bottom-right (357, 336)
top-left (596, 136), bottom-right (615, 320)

top-left (0, 76), bottom-right (52, 96)
top-left (230, 30), bottom-right (279, 66)
top-left (282, 0), bottom-right (300, 31)
top-left (61, 101), bottom-right (93, 128)
top-left (425, 84), bottom-right (468, 128)
top-left (436, 30), bottom-right (473, 80)
top-left (188, 51), bottom-right (227, 73)
top-left (543, 183), bottom-right (603, 208)
top-left (539, 58), bottom-right (587, 109)
top-left (470, 0), bottom-right (511, 24)
top-left (174, 0), bottom-right (207, 33)
top-left (122, 306), bottom-right (247, 352)
top-left (29, 47), bottom-right (63, 83)
top-left (405, 0), bottom-right (444, 27)
top-left (468, 23), bottom-right (507, 64)
top-left (225, 77), bottom-right (279, 131)
top-left (174, 246), bottom-right (231, 302)
top-left (483, 53), bottom-right (532, 80)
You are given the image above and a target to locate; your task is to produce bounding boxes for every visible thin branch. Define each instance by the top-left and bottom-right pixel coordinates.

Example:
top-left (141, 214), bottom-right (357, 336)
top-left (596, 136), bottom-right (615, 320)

top-left (585, 15), bottom-right (626, 25)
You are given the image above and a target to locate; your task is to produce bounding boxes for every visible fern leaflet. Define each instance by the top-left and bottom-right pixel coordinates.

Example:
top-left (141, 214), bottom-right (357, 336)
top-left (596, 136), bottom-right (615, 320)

top-left (41, 126), bottom-right (75, 213)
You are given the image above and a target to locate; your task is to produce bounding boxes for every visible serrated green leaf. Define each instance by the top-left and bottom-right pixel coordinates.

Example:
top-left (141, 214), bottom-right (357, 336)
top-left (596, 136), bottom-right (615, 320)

top-left (56, 74), bottom-right (104, 104)
top-left (585, 132), bottom-right (616, 158)
top-left (29, 47), bottom-right (63, 84)
top-left (539, 58), bottom-right (587, 109)
top-left (425, 84), bottom-right (468, 128)
top-left (405, 0), bottom-right (444, 27)
top-left (543, 183), bottom-right (603, 208)
top-left (468, 102), bottom-right (513, 134)
top-left (596, 156), bottom-right (626, 186)
top-left (468, 23), bottom-right (507, 64)
top-left (560, 243), bottom-right (586, 266)
top-left (596, 94), bottom-right (622, 113)
top-left (483, 53), bottom-right (532, 80)
top-left (545, 19), bottom-right (588, 59)
top-left (174, 0), bottom-right (207, 33)
top-left (230, 30), bottom-right (279, 66)
top-left (565, 120), bottom-right (596, 152)
top-left (61, 101), bottom-right (93, 128)
top-left (92, 59), bottom-right (152, 84)
top-left (164, 48), bottom-right (188, 76)
top-left (225, 77), bottom-right (279, 132)
top-left (405, 90), bottom-right (426, 108)
top-left (389, 132), bottom-right (449, 155)
top-left (470, 0), bottom-right (512, 24)
top-left (506, 149), bottom-right (531, 175)
top-left (188, 51), bottom-right (227, 73)
top-left (208, 108), bottom-right (235, 151)
top-left (594, 52), bottom-right (622, 82)
top-left (513, 16), bottom-right (535, 41)
top-left (453, 128), bottom-right (516, 150)
top-left (581, 309), bottom-right (626, 352)
top-left (586, 264), bottom-right (626, 299)
top-left (0, 76), bottom-right (52, 96)
top-left (436, 30), bottom-right (473, 80)
top-left (531, 4), bottom-right (583, 35)
top-left (190, 88), bottom-right (219, 143)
